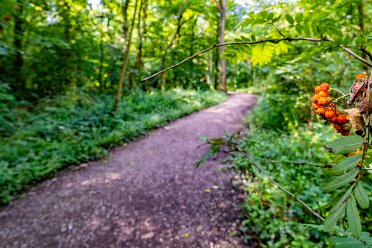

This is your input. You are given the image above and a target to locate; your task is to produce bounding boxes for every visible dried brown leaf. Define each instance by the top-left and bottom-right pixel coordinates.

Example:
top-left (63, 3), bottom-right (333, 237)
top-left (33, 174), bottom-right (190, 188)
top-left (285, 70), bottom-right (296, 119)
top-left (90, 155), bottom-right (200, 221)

top-left (344, 108), bottom-right (365, 136)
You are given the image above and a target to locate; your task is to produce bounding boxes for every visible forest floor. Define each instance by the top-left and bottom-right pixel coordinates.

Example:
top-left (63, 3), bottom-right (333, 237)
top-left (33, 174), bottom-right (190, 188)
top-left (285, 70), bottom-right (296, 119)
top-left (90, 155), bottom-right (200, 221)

top-left (0, 93), bottom-right (257, 248)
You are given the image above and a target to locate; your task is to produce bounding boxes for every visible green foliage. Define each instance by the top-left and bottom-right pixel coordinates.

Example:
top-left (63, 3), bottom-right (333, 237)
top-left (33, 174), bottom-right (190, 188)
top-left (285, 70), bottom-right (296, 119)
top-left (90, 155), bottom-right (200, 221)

top-left (235, 125), bottom-right (335, 247)
top-left (324, 136), bottom-right (364, 155)
top-left (0, 89), bottom-right (226, 204)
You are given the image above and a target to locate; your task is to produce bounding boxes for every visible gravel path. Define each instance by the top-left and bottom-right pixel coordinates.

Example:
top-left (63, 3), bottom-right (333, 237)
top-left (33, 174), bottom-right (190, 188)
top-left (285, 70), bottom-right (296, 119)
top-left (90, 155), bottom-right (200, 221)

top-left (0, 93), bottom-right (257, 248)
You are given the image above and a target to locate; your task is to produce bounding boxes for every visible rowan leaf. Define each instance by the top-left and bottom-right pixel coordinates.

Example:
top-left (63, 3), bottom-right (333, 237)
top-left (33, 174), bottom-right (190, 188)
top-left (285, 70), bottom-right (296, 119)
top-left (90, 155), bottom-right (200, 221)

top-left (324, 201), bottom-right (346, 232)
top-left (274, 41), bottom-right (289, 55)
top-left (346, 196), bottom-right (362, 238)
top-left (285, 14), bottom-right (294, 24)
top-left (324, 136), bottom-right (364, 154)
top-left (329, 154), bottom-right (362, 175)
top-left (250, 43), bottom-right (275, 66)
top-left (323, 168), bottom-right (359, 191)
top-left (330, 236), bottom-right (369, 248)
top-left (354, 182), bottom-right (369, 209)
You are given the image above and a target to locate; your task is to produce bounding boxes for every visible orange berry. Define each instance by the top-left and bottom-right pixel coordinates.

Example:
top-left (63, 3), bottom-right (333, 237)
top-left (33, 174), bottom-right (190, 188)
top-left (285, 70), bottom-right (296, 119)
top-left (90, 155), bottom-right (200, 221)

top-left (345, 115), bottom-right (350, 121)
top-left (318, 97), bottom-right (328, 106)
top-left (312, 103), bottom-right (320, 110)
top-left (356, 74), bottom-right (366, 79)
top-left (318, 91), bottom-right (328, 97)
top-left (316, 108), bottom-right (325, 116)
top-left (325, 109), bottom-right (335, 119)
top-left (314, 86), bottom-right (322, 94)
top-left (329, 116), bottom-right (337, 123)
top-left (320, 83), bottom-right (330, 91)
top-left (333, 124), bottom-right (342, 132)
top-left (312, 94), bottom-right (320, 103)
top-left (342, 125), bottom-right (350, 131)
top-left (337, 114), bottom-right (347, 125)
top-left (341, 130), bottom-right (350, 136)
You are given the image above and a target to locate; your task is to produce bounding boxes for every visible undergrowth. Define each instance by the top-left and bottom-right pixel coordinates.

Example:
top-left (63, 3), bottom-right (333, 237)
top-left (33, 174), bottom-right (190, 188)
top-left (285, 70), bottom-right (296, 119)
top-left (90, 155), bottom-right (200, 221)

top-left (234, 94), bottom-right (338, 247)
top-left (0, 87), bottom-right (226, 204)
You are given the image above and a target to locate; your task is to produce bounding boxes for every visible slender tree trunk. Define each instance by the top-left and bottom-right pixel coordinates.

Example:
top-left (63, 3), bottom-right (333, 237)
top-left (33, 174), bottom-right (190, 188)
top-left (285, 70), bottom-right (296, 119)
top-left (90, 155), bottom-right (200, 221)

top-left (113, 0), bottom-right (139, 112)
top-left (13, 0), bottom-right (25, 93)
top-left (160, 0), bottom-right (188, 91)
top-left (99, 17), bottom-right (105, 90)
top-left (135, 0), bottom-right (147, 78)
top-left (217, 0), bottom-right (227, 93)
top-left (188, 16), bottom-right (198, 85)
top-left (357, 2), bottom-right (368, 71)
top-left (213, 19), bottom-right (219, 90)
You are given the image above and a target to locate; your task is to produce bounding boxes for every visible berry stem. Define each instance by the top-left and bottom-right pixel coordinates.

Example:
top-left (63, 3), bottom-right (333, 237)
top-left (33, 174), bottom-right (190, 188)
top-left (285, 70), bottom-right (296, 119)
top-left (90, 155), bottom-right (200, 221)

top-left (330, 88), bottom-right (347, 96)
top-left (332, 93), bottom-right (350, 103)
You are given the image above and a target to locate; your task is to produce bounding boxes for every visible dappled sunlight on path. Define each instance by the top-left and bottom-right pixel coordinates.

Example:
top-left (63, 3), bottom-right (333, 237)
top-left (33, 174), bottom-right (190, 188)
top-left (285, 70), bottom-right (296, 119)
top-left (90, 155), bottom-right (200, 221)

top-left (0, 93), bottom-right (257, 248)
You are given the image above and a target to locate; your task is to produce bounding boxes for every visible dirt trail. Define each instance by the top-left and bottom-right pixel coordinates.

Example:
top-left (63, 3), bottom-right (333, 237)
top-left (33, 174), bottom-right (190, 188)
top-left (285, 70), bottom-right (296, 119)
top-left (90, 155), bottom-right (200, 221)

top-left (0, 93), bottom-right (257, 248)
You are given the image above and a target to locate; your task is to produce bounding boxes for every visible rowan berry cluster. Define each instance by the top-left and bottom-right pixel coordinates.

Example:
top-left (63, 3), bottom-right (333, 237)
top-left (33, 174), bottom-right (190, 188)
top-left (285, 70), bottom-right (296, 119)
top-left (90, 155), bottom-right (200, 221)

top-left (312, 83), bottom-right (350, 136)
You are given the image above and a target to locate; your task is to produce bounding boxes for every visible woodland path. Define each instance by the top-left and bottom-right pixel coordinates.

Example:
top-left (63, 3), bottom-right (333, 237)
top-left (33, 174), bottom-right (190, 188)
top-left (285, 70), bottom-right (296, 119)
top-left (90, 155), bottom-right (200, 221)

top-left (0, 93), bottom-right (257, 248)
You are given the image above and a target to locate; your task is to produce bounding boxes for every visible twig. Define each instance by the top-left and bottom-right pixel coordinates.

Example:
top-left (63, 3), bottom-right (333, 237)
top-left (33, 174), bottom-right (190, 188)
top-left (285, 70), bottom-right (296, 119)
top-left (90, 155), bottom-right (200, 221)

top-left (233, 145), bottom-right (325, 221)
top-left (333, 94), bottom-right (350, 103)
top-left (142, 37), bottom-right (372, 82)
top-left (329, 88), bottom-right (347, 96)
top-left (341, 46), bottom-right (372, 68)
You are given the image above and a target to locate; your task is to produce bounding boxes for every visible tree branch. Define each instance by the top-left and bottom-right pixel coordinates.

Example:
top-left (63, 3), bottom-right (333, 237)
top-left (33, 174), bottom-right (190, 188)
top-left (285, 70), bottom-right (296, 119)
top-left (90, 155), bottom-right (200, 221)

top-left (341, 46), bottom-right (372, 68)
top-left (233, 146), bottom-right (325, 221)
top-left (142, 37), bottom-right (372, 82)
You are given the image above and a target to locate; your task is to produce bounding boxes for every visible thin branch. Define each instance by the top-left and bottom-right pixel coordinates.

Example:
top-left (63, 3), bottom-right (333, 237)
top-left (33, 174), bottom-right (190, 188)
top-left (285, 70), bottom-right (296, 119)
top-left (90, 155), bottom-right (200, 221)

top-left (142, 37), bottom-right (372, 82)
top-left (142, 37), bottom-right (322, 82)
top-left (333, 93), bottom-right (350, 103)
top-left (360, 46), bottom-right (372, 62)
top-left (233, 146), bottom-right (325, 221)
top-left (329, 88), bottom-right (347, 96)
top-left (341, 46), bottom-right (372, 68)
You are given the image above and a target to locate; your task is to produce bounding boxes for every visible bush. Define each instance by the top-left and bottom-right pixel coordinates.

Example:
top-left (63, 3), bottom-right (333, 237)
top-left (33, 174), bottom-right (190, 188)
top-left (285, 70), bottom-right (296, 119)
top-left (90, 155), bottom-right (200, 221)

top-left (0, 88), bottom-right (226, 204)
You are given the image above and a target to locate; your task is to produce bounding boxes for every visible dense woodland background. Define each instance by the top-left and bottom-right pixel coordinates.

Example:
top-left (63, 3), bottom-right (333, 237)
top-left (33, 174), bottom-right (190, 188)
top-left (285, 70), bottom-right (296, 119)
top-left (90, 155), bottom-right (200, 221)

top-left (1, 0), bottom-right (372, 247)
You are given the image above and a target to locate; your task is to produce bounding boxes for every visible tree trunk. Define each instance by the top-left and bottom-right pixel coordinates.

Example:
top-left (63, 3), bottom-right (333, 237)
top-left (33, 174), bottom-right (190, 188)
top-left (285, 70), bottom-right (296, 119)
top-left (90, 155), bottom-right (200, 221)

top-left (357, 2), bottom-right (368, 71)
top-left (13, 0), bottom-right (25, 93)
top-left (135, 0), bottom-right (148, 83)
top-left (160, 0), bottom-right (188, 91)
top-left (113, 0), bottom-right (139, 112)
top-left (217, 0), bottom-right (227, 93)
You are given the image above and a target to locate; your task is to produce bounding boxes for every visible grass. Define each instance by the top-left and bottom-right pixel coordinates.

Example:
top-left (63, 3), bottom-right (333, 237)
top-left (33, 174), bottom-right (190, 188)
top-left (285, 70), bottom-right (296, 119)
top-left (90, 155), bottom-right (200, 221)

top-left (0, 88), bottom-right (226, 204)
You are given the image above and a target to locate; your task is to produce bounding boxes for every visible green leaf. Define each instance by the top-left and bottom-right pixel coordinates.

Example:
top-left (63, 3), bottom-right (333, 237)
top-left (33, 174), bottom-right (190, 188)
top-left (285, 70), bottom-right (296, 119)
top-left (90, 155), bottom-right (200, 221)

top-left (329, 154), bottom-right (362, 175)
top-left (323, 168), bottom-right (359, 191)
top-left (330, 236), bottom-right (369, 248)
top-left (324, 186), bottom-right (354, 232)
top-left (285, 14), bottom-right (294, 24)
top-left (324, 201), bottom-right (346, 232)
top-left (295, 12), bottom-right (302, 22)
top-left (360, 232), bottom-right (372, 245)
top-left (347, 196), bottom-right (362, 238)
top-left (324, 136), bottom-right (364, 154)
top-left (250, 42), bottom-right (276, 66)
top-left (295, 24), bottom-right (302, 34)
top-left (274, 42), bottom-right (289, 55)
top-left (354, 182), bottom-right (369, 209)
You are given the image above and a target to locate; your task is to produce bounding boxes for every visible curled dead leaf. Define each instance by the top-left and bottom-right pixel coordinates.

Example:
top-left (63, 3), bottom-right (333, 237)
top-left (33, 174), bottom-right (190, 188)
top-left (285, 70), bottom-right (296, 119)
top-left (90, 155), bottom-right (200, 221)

top-left (344, 108), bottom-right (365, 136)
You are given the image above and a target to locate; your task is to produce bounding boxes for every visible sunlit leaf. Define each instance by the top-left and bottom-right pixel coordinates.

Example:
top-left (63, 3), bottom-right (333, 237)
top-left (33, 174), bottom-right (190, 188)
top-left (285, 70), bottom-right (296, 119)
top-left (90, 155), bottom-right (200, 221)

top-left (274, 42), bottom-right (289, 56)
top-left (285, 14), bottom-right (294, 24)
top-left (250, 42), bottom-right (276, 66)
